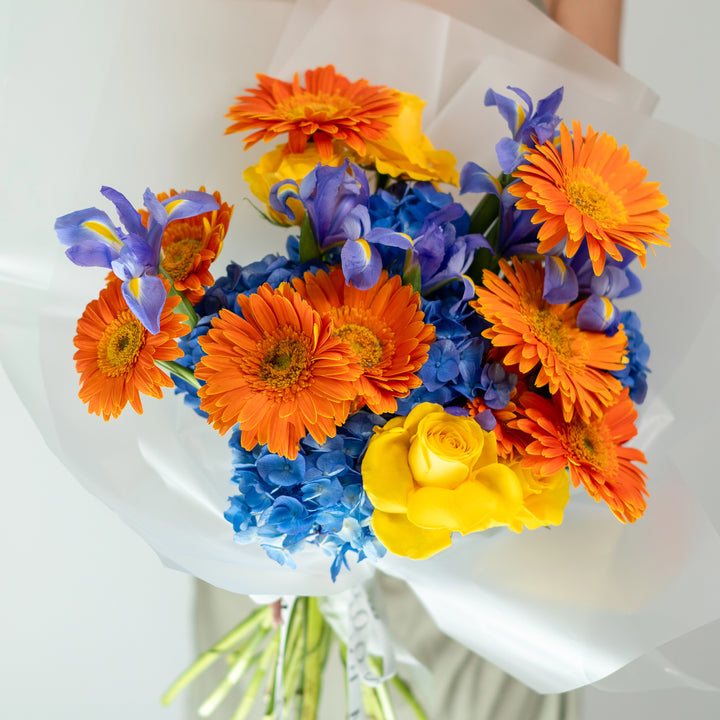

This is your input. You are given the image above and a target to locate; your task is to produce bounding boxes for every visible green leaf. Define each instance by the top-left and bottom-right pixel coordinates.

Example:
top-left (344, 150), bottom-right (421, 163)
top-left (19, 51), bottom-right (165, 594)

top-left (468, 192), bottom-right (500, 236)
top-left (298, 215), bottom-right (321, 262)
top-left (159, 269), bottom-right (198, 330)
top-left (403, 262), bottom-right (422, 295)
top-left (155, 360), bottom-right (201, 389)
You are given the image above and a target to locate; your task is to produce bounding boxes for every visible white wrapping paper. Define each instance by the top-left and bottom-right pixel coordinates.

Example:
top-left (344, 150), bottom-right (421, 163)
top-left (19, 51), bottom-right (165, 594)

top-left (2, 0), bottom-right (720, 696)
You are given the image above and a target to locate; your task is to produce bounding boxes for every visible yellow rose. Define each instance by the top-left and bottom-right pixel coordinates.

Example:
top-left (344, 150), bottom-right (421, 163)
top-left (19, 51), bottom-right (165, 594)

top-left (356, 93), bottom-right (459, 186)
top-left (243, 144), bottom-right (348, 225)
top-left (502, 462), bottom-right (570, 533)
top-left (362, 403), bottom-right (523, 560)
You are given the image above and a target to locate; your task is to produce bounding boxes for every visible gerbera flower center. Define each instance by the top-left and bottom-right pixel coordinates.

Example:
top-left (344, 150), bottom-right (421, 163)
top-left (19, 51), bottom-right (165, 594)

top-left (566, 168), bottom-right (627, 227)
top-left (335, 323), bottom-right (383, 368)
top-left (563, 419), bottom-right (618, 475)
top-left (278, 94), bottom-right (356, 122)
top-left (524, 305), bottom-right (573, 360)
top-left (96, 312), bottom-right (146, 376)
top-left (161, 236), bottom-right (203, 282)
top-left (259, 335), bottom-right (310, 390)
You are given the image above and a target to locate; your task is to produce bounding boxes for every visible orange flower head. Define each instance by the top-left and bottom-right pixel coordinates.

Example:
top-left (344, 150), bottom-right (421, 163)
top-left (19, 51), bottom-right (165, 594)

top-left (514, 389), bottom-right (648, 523)
top-left (150, 187), bottom-right (232, 304)
top-left (195, 283), bottom-right (363, 459)
top-left (73, 276), bottom-right (189, 420)
top-left (509, 120), bottom-right (670, 275)
top-left (473, 258), bottom-right (627, 422)
top-left (225, 65), bottom-right (402, 161)
top-left (292, 267), bottom-right (435, 415)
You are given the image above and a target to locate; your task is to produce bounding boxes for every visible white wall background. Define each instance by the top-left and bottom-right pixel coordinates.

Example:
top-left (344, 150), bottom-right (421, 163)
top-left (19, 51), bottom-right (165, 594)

top-left (1, 1), bottom-right (719, 718)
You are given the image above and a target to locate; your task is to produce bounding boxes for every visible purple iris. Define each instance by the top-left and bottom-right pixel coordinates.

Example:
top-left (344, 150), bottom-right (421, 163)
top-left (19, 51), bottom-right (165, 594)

top-left (543, 246), bottom-right (641, 333)
top-left (485, 86), bottom-right (564, 173)
top-left (460, 164), bottom-right (540, 259)
top-left (410, 203), bottom-right (490, 300)
top-left (55, 186), bottom-right (218, 333)
top-left (270, 160), bottom-right (369, 248)
top-left (339, 205), bottom-right (412, 289)
top-left (271, 162), bottom-right (411, 289)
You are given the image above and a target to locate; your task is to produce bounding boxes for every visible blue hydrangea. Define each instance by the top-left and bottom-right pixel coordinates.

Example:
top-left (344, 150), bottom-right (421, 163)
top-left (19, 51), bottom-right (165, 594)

top-left (369, 181), bottom-right (455, 237)
top-left (223, 410), bottom-right (386, 580)
top-left (397, 283), bottom-right (490, 413)
top-left (612, 310), bottom-right (650, 403)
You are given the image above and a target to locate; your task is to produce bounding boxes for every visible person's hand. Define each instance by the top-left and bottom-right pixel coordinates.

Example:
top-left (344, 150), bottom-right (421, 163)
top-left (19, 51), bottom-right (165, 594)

top-left (543, 0), bottom-right (623, 63)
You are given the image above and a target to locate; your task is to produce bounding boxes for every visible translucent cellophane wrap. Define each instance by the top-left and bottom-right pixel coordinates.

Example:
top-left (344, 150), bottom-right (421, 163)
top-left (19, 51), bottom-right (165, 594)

top-left (2, 0), bottom-right (720, 695)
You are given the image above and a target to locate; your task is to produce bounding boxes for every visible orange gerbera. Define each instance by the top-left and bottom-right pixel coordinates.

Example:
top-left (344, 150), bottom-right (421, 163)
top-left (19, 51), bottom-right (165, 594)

top-left (514, 388), bottom-right (648, 523)
top-left (473, 258), bottom-right (627, 421)
top-left (509, 120), bottom-right (670, 275)
top-left (195, 283), bottom-right (362, 459)
top-left (153, 187), bottom-right (232, 304)
top-left (292, 267), bottom-right (435, 414)
top-left (225, 65), bottom-right (402, 161)
top-left (73, 276), bottom-right (188, 420)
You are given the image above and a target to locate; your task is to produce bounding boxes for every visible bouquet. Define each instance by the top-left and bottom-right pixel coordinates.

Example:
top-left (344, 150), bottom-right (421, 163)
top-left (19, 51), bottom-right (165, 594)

top-left (51, 55), bottom-right (673, 716)
top-left (5, 0), bottom-right (720, 717)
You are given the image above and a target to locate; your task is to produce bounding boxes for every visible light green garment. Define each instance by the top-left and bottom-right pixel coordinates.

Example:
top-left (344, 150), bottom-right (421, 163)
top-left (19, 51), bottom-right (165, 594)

top-left (188, 577), bottom-right (580, 720)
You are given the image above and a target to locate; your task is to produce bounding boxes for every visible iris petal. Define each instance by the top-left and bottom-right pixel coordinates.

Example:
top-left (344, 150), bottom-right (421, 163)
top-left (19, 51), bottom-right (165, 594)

top-left (55, 208), bottom-right (123, 268)
top-left (121, 274), bottom-right (167, 334)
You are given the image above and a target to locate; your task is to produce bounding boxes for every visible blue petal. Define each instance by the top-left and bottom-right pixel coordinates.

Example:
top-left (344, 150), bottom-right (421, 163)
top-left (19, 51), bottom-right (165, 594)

top-left (55, 208), bottom-right (123, 268)
top-left (64, 239), bottom-right (120, 268)
top-left (365, 227), bottom-right (413, 250)
top-left (162, 190), bottom-right (219, 222)
top-left (496, 138), bottom-right (524, 175)
top-left (577, 295), bottom-right (618, 333)
top-left (543, 256), bottom-right (579, 304)
top-left (121, 274), bottom-right (167, 334)
top-left (100, 185), bottom-right (145, 238)
top-left (484, 88), bottom-right (521, 134)
top-left (256, 453), bottom-right (306, 487)
top-left (341, 205), bottom-right (372, 242)
top-left (261, 497), bottom-right (312, 535)
top-left (459, 162), bottom-right (501, 196)
top-left (143, 188), bottom-right (167, 227)
top-left (535, 87), bottom-right (564, 120)
top-left (340, 239), bottom-right (382, 290)
top-left (269, 179), bottom-right (300, 221)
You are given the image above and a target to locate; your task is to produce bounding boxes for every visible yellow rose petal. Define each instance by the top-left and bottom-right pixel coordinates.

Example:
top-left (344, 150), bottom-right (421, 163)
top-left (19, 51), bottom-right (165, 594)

top-left (517, 468), bottom-right (570, 530)
top-left (402, 401), bottom-right (441, 435)
top-left (371, 510), bottom-right (452, 560)
top-left (407, 464), bottom-right (523, 534)
top-left (407, 411), bottom-right (487, 489)
top-left (361, 428), bottom-right (414, 513)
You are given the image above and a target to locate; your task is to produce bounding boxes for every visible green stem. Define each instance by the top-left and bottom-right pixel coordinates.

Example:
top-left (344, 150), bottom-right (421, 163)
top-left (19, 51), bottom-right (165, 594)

top-left (155, 359), bottom-right (201, 389)
top-left (159, 269), bottom-right (199, 330)
top-left (300, 598), bottom-right (328, 720)
top-left (162, 606), bottom-right (269, 706)
top-left (198, 623), bottom-right (272, 717)
top-left (468, 192), bottom-right (500, 236)
top-left (362, 684), bottom-right (385, 720)
top-left (231, 630), bottom-right (281, 720)
top-left (374, 681), bottom-right (397, 720)
top-left (390, 675), bottom-right (431, 720)
top-left (283, 598), bottom-right (308, 710)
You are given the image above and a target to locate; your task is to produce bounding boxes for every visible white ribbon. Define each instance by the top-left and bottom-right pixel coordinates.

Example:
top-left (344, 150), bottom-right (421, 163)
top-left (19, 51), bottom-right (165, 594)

top-left (320, 581), bottom-right (399, 720)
